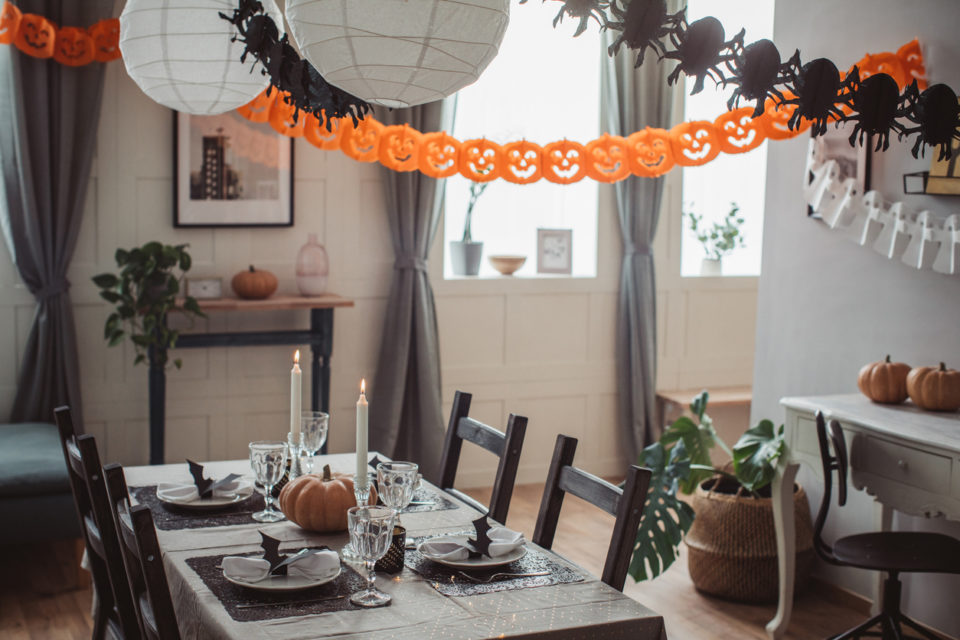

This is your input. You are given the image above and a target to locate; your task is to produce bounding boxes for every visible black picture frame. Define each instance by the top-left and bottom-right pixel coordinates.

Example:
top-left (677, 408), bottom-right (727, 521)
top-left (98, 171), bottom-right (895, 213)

top-left (173, 111), bottom-right (294, 228)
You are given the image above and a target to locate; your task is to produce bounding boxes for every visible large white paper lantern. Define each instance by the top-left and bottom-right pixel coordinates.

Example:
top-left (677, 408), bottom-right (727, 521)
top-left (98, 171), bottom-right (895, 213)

top-left (284, 0), bottom-right (510, 108)
top-left (119, 0), bottom-right (284, 115)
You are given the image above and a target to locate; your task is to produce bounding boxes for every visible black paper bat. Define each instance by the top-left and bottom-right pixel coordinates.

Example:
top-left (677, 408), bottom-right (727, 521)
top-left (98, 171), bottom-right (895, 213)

top-left (186, 460), bottom-right (240, 499)
top-left (466, 516), bottom-right (494, 559)
top-left (368, 455), bottom-right (383, 470)
top-left (259, 532), bottom-right (289, 575)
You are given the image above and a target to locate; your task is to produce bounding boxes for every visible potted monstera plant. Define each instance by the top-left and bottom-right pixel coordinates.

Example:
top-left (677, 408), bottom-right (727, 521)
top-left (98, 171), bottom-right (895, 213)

top-left (629, 391), bottom-right (814, 603)
top-left (93, 242), bottom-right (205, 369)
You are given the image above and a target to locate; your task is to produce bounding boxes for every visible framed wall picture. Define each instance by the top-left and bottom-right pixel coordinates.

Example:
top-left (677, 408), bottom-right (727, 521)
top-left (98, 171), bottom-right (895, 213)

top-left (174, 111), bottom-right (294, 227)
top-left (537, 228), bottom-right (573, 275)
top-left (806, 124), bottom-right (871, 217)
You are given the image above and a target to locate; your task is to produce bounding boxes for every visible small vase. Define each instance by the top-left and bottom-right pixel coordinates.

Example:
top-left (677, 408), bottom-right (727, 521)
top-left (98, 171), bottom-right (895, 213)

top-left (700, 257), bottom-right (723, 276)
top-left (296, 233), bottom-right (329, 296)
top-left (449, 241), bottom-right (483, 276)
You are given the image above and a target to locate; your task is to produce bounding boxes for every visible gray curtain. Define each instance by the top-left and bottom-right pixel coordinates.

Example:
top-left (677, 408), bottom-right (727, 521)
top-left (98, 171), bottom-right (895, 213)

top-left (370, 100), bottom-right (453, 482)
top-left (601, 22), bottom-right (676, 461)
top-left (0, 0), bottom-right (113, 426)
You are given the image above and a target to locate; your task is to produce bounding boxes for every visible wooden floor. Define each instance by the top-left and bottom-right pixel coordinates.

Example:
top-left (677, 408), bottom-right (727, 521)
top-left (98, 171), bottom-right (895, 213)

top-left (0, 482), bottom-right (887, 640)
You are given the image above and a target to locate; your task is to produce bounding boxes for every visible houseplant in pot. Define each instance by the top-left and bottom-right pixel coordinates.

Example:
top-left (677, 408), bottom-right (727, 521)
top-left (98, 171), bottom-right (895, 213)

top-left (629, 391), bottom-right (814, 603)
top-left (685, 202), bottom-right (746, 276)
top-left (93, 242), bottom-right (205, 369)
top-left (449, 178), bottom-right (490, 276)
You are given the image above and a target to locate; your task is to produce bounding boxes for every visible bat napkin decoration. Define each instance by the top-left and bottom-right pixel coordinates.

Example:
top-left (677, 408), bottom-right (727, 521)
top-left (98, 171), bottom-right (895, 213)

top-left (186, 459), bottom-right (241, 499)
top-left (466, 517), bottom-right (494, 559)
top-left (259, 531), bottom-right (330, 576)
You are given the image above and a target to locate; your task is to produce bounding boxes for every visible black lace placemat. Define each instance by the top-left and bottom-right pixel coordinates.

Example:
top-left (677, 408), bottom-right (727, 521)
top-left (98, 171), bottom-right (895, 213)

top-left (397, 487), bottom-right (459, 513)
top-left (405, 537), bottom-right (585, 597)
top-left (186, 548), bottom-right (367, 622)
top-left (130, 486), bottom-right (266, 531)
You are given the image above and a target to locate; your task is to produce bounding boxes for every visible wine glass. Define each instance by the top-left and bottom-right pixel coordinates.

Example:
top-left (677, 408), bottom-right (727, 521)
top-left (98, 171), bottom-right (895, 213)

top-left (376, 462), bottom-right (419, 523)
top-left (300, 411), bottom-right (329, 473)
top-left (347, 506), bottom-right (396, 607)
top-left (249, 441), bottom-right (288, 522)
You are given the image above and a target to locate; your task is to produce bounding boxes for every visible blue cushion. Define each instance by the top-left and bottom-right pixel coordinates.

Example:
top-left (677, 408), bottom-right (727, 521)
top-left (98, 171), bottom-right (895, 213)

top-left (0, 422), bottom-right (71, 498)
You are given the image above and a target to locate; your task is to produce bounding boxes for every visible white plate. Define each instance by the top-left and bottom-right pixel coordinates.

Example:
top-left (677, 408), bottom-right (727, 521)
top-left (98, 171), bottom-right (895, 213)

top-left (224, 565), bottom-right (341, 592)
top-left (158, 488), bottom-right (254, 510)
top-left (417, 536), bottom-right (527, 569)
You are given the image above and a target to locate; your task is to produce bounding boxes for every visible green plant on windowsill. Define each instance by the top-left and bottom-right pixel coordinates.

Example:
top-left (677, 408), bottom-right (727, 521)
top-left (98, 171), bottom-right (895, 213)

top-left (92, 242), bottom-right (205, 369)
top-left (685, 202), bottom-right (746, 261)
top-left (628, 390), bottom-right (786, 582)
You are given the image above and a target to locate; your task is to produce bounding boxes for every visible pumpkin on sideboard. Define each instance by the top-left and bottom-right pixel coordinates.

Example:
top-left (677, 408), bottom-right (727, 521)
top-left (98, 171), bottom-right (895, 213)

top-left (857, 355), bottom-right (911, 404)
top-left (231, 265), bottom-right (277, 300)
top-left (278, 465), bottom-right (377, 532)
top-left (906, 363), bottom-right (960, 412)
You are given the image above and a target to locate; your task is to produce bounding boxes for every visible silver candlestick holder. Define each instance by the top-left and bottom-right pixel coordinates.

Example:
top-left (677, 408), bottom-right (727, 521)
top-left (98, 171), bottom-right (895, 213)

top-left (287, 432), bottom-right (304, 480)
top-left (340, 475), bottom-right (373, 564)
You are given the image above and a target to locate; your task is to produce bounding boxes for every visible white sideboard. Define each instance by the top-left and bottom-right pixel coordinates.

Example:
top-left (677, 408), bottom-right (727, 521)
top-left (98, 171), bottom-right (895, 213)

top-left (766, 394), bottom-right (960, 639)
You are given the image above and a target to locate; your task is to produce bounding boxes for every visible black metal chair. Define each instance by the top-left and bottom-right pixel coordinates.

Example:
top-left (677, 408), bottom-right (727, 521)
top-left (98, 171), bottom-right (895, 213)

top-left (814, 411), bottom-right (960, 640)
top-left (104, 463), bottom-right (181, 640)
top-left (439, 390), bottom-right (527, 524)
top-left (533, 434), bottom-right (651, 592)
top-left (54, 406), bottom-right (141, 640)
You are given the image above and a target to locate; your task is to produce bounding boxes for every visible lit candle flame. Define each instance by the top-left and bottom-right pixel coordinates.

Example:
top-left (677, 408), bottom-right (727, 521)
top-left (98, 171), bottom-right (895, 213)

top-left (360, 378), bottom-right (366, 394)
top-left (294, 349), bottom-right (300, 365)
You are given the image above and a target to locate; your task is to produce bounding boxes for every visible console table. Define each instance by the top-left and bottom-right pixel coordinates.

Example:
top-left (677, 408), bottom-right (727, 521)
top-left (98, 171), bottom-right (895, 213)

top-left (147, 294), bottom-right (355, 465)
top-left (767, 394), bottom-right (960, 639)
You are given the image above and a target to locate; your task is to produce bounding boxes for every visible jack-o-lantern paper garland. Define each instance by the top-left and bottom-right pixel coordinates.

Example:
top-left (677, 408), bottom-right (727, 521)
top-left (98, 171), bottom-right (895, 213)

top-left (627, 128), bottom-right (675, 177)
top-left (379, 125), bottom-right (424, 173)
top-left (0, 2), bottom-right (119, 64)
top-left (542, 140), bottom-right (588, 184)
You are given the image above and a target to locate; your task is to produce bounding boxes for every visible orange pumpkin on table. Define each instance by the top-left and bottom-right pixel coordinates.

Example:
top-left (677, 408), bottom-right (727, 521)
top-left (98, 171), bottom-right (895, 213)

top-left (906, 363), bottom-right (960, 412)
top-left (857, 355), bottom-right (911, 404)
top-left (279, 465), bottom-right (377, 532)
top-left (231, 265), bottom-right (277, 300)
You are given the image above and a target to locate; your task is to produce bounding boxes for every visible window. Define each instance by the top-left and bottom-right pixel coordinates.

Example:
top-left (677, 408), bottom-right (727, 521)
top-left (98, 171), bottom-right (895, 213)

top-left (443, 0), bottom-right (600, 278)
top-left (680, 0), bottom-right (775, 277)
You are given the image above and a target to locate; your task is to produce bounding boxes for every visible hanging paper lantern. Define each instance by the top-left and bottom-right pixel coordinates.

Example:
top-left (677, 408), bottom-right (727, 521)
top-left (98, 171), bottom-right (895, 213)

top-left (284, 0), bottom-right (510, 108)
top-left (118, 0), bottom-right (283, 115)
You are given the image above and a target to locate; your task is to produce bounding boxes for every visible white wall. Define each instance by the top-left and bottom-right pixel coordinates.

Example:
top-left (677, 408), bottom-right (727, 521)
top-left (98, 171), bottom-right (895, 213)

top-left (754, 1), bottom-right (960, 634)
top-left (0, 59), bottom-right (630, 486)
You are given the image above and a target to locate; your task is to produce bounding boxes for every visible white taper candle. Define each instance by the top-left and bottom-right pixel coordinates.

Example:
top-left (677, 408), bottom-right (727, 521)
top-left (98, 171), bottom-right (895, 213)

top-left (356, 379), bottom-right (369, 490)
top-left (291, 350), bottom-right (302, 440)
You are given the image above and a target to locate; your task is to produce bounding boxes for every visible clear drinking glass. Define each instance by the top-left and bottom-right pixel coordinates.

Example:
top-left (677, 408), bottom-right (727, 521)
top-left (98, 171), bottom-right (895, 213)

top-left (300, 411), bottom-right (329, 473)
top-left (249, 441), bottom-right (288, 522)
top-left (376, 462), bottom-right (419, 522)
top-left (347, 506), bottom-right (396, 607)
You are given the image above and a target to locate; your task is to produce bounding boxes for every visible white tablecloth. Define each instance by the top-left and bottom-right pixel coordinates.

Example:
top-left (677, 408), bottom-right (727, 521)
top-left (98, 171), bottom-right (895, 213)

top-left (124, 454), bottom-right (666, 640)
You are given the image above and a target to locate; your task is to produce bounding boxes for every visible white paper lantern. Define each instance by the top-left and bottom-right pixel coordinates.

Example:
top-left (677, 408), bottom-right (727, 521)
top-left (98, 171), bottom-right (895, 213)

top-left (119, 0), bottom-right (284, 115)
top-left (284, 0), bottom-right (510, 108)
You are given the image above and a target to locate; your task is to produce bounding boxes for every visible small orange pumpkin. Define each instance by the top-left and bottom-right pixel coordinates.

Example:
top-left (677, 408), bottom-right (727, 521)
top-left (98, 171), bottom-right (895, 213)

top-left (857, 355), bottom-right (911, 404)
top-left (279, 465), bottom-right (378, 532)
top-left (906, 363), bottom-right (960, 412)
top-left (231, 265), bottom-right (278, 300)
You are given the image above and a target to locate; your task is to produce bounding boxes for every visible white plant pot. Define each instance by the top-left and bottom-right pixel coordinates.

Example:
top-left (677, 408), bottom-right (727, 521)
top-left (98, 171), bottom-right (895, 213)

top-left (700, 257), bottom-right (723, 276)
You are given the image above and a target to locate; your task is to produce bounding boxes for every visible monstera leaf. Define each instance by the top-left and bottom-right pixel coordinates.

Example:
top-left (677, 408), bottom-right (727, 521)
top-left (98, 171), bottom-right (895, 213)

top-left (629, 441), bottom-right (696, 582)
top-left (732, 419), bottom-right (786, 493)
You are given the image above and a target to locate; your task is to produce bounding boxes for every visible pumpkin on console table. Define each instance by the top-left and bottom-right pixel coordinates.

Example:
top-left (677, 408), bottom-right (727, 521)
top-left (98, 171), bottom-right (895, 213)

top-left (906, 363), bottom-right (960, 412)
top-left (278, 465), bottom-right (377, 533)
top-left (231, 265), bottom-right (278, 300)
top-left (857, 355), bottom-right (911, 404)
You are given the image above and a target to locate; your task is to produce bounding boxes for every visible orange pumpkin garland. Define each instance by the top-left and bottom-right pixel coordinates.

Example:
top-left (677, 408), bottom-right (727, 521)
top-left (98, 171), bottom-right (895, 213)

top-left (379, 125), bottom-right (423, 172)
top-left (715, 107), bottom-right (766, 155)
top-left (419, 132), bottom-right (461, 178)
top-left (0, 2), bottom-right (21, 45)
top-left (671, 121), bottom-right (722, 167)
top-left (459, 139), bottom-right (502, 182)
top-left (542, 139), bottom-right (587, 184)
top-left (626, 128), bottom-right (675, 177)
top-left (14, 13), bottom-right (55, 58)
top-left (53, 26), bottom-right (95, 66)
top-left (501, 140), bottom-right (543, 184)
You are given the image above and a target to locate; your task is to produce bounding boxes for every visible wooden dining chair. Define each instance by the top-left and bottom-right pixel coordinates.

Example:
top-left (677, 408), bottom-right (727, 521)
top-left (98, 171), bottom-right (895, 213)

top-left (104, 464), bottom-right (181, 640)
top-left (814, 412), bottom-right (960, 640)
top-left (533, 435), bottom-right (651, 592)
top-left (54, 406), bottom-right (141, 640)
top-left (439, 390), bottom-right (527, 524)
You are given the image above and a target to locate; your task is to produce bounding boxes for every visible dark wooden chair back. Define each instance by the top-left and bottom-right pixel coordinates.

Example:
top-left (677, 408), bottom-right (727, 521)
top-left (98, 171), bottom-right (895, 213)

top-left (439, 390), bottom-right (527, 524)
top-left (104, 464), bottom-right (181, 640)
top-left (813, 411), bottom-right (849, 565)
top-left (533, 435), bottom-right (651, 592)
top-left (54, 406), bottom-right (140, 640)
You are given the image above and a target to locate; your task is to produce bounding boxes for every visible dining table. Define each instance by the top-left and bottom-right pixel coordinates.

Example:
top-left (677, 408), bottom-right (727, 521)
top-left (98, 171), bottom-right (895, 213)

top-left (125, 453), bottom-right (667, 640)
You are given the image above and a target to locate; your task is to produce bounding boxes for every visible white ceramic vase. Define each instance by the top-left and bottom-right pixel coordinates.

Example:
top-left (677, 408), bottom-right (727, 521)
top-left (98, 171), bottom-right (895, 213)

top-left (296, 233), bottom-right (330, 295)
top-left (700, 257), bottom-right (723, 276)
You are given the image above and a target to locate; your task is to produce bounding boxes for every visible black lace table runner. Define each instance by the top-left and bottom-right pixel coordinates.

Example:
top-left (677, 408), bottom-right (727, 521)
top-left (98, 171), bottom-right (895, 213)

top-left (405, 537), bottom-right (586, 597)
top-left (130, 486), bottom-right (266, 531)
top-left (395, 488), bottom-right (459, 513)
top-left (186, 549), bottom-right (367, 622)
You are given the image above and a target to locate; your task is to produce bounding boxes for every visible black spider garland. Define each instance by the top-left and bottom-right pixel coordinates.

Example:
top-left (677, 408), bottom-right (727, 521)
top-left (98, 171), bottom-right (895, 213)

top-left (219, 0), bottom-right (370, 125)
top-left (542, 0), bottom-right (960, 159)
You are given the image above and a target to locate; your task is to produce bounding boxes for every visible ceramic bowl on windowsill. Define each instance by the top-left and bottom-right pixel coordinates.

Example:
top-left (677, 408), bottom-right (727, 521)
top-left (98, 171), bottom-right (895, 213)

top-left (488, 255), bottom-right (526, 276)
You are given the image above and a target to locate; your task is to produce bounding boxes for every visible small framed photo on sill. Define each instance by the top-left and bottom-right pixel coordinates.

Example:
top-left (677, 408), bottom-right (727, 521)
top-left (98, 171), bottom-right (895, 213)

top-left (537, 228), bottom-right (573, 275)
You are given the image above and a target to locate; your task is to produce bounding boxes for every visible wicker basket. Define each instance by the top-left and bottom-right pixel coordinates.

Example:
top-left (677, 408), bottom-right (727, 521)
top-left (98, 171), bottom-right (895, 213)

top-left (685, 478), bottom-right (814, 603)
